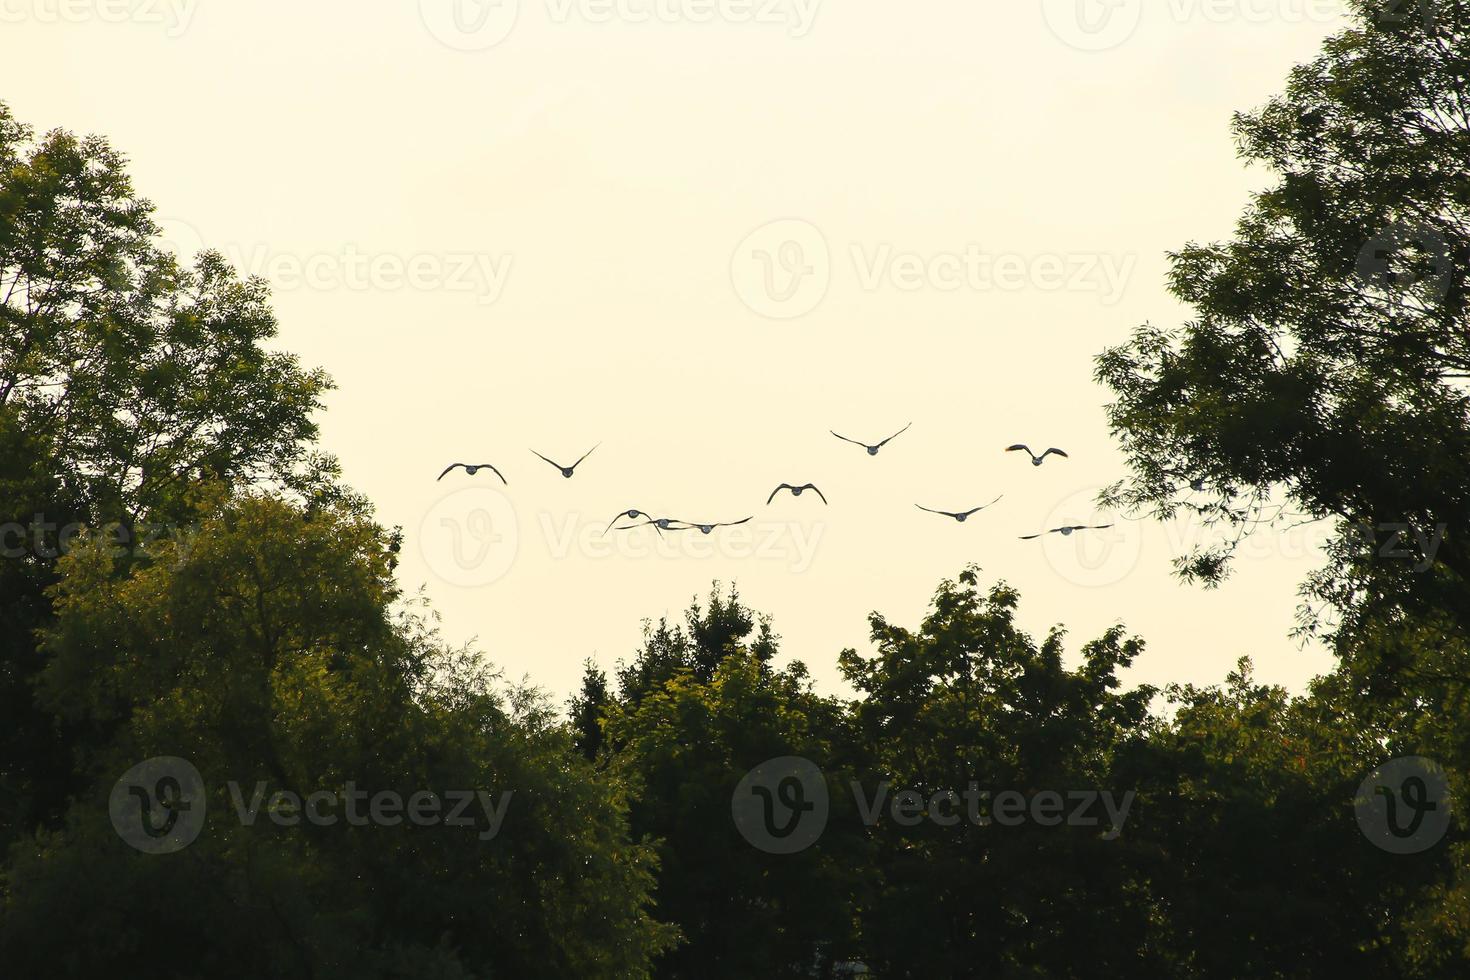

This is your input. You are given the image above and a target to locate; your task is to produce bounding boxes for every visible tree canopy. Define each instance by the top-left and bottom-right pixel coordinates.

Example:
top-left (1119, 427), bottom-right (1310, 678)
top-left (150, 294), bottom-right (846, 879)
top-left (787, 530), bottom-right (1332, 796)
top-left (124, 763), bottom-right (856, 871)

top-left (5, 1), bottom-right (1470, 973)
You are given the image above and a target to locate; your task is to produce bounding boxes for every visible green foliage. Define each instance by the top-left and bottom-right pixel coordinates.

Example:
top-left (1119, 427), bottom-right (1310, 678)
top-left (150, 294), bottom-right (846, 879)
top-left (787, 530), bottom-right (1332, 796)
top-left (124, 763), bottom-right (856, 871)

top-left (601, 589), bottom-right (863, 977)
top-left (839, 567), bottom-right (1161, 975)
top-left (1093, 4), bottom-right (1470, 970)
top-left (0, 99), bottom-right (336, 848)
top-left (1095, 0), bottom-right (1470, 628)
top-left (0, 102), bottom-right (673, 977)
top-left (7, 6), bottom-right (1470, 969)
top-left (2, 495), bottom-right (676, 977)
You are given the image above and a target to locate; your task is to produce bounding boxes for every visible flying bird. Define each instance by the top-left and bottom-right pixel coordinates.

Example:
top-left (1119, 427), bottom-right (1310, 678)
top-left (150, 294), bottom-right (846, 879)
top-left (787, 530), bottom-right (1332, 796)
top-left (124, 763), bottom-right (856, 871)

top-left (1006, 445), bottom-right (1069, 466)
top-left (767, 483), bottom-right (828, 505)
top-left (1020, 524), bottom-right (1113, 540)
top-left (530, 444), bottom-right (599, 479)
top-left (437, 462), bottom-right (507, 484)
top-left (677, 517), bottom-right (754, 535)
top-left (608, 514), bottom-right (684, 535)
top-left (604, 509), bottom-right (657, 534)
top-left (831, 423), bottom-right (912, 456)
top-left (915, 495), bottom-right (1003, 523)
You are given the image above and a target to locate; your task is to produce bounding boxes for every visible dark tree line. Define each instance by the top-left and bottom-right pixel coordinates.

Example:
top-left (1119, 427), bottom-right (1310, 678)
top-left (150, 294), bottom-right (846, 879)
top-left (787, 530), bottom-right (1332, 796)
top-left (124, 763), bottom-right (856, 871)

top-left (3, 1), bottom-right (1469, 975)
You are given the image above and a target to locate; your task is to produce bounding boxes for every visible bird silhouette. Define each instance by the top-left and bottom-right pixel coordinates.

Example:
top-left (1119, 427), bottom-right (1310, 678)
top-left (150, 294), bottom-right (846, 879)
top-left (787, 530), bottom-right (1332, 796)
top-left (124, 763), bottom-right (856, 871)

top-left (832, 423), bottom-right (911, 456)
top-left (1020, 524), bottom-right (1113, 540)
top-left (608, 515), bottom-right (684, 535)
top-left (530, 444), bottom-right (598, 478)
top-left (915, 495), bottom-right (1003, 522)
top-left (1006, 444), bottom-right (1068, 466)
top-left (767, 483), bottom-right (828, 505)
top-left (437, 462), bottom-right (507, 484)
top-left (604, 509), bottom-right (658, 534)
top-left (676, 517), bottom-right (754, 535)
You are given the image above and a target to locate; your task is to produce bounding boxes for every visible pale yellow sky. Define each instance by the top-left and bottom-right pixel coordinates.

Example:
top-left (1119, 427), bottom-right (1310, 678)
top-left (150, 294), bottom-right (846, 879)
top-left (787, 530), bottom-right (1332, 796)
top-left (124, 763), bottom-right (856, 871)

top-left (4, 0), bottom-right (1353, 700)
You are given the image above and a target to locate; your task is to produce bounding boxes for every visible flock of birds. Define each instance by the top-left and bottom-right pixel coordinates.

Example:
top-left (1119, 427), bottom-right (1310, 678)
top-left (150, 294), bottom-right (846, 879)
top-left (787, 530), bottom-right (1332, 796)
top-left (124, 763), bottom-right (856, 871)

top-left (436, 424), bottom-right (1116, 541)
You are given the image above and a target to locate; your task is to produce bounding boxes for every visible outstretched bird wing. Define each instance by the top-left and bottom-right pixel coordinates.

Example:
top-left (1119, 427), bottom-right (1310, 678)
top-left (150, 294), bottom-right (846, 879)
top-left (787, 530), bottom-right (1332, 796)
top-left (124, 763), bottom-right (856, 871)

top-left (1005, 444), bottom-right (1032, 456)
top-left (767, 484), bottom-right (795, 505)
top-left (830, 430), bottom-right (868, 448)
top-left (613, 518), bottom-right (669, 535)
top-left (604, 510), bottom-right (640, 535)
top-left (529, 449), bottom-right (565, 471)
top-left (804, 484), bottom-right (829, 505)
top-left (915, 504), bottom-right (955, 518)
top-left (570, 443), bottom-right (600, 470)
top-left (478, 463), bottom-right (508, 485)
top-left (1019, 532), bottom-right (1045, 540)
top-left (877, 422), bottom-right (913, 447)
top-left (1041, 448), bottom-right (1069, 460)
top-left (436, 463), bottom-right (466, 481)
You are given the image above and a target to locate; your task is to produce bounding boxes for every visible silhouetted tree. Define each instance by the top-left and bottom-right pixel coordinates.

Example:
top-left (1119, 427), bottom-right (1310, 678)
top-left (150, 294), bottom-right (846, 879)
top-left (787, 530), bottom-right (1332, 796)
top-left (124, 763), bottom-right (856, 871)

top-left (569, 659), bottom-right (611, 761)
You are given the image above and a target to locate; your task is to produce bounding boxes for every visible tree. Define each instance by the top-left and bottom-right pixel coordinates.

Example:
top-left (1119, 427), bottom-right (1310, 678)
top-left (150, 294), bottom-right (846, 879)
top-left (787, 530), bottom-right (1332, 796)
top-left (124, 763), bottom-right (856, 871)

top-left (2, 495), bottom-right (676, 977)
top-left (600, 588), bottom-right (865, 978)
top-left (838, 567), bottom-right (1161, 976)
top-left (0, 101), bottom-right (334, 849)
top-left (1094, 0), bottom-right (1469, 638)
top-left (1094, 6), bottom-right (1470, 967)
top-left (1121, 661), bottom-right (1434, 978)
top-left (0, 103), bottom-right (675, 976)
top-left (569, 659), bottom-right (611, 761)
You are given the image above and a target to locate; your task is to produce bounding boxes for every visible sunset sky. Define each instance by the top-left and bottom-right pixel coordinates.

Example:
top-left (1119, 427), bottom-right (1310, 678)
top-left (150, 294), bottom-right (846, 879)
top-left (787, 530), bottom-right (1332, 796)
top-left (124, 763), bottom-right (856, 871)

top-left (4, 0), bottom-right (1352, 700)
